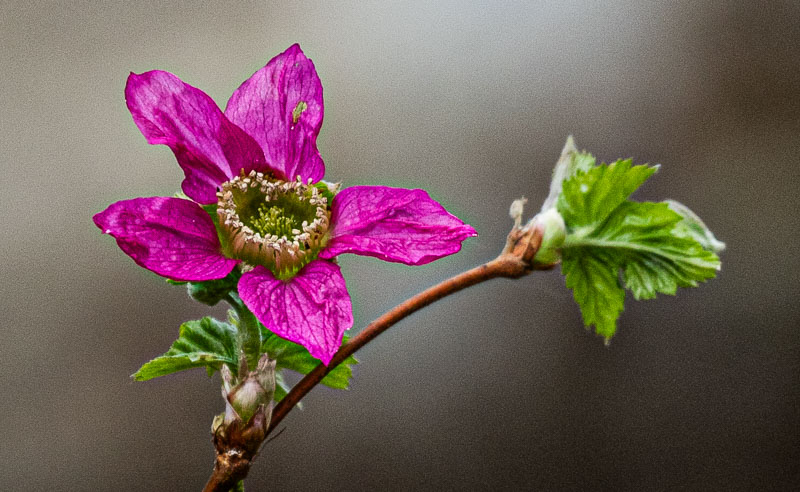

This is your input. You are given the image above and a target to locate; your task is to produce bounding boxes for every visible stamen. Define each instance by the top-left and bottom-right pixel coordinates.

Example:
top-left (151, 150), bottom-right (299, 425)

top-left (216, 171), bottom-right (333, 278)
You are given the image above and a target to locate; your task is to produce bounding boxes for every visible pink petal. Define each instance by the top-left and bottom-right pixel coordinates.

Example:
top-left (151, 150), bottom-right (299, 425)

top-left (238, 261), bottom-right (352, 365)
top-left (320, 186), bottom-right (477, 265)
top-left (225, 44), bottom-right (325, 183)
top-left (126, 71), bottom-right (271, 204)
top-left (93, 197), bottom-right (239, 281)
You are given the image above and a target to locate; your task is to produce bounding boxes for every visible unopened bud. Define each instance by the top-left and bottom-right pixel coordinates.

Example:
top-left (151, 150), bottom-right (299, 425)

top-left (499, 136), bottom-right (577, 273)
top-left (224, 354), bottom-right (276, 426)
top-left (528, 208), bottom-right (566, 266)
top-left (212, 354), bottom-right (277, 458)
top-left (227, 377), bottom-right (270, 425)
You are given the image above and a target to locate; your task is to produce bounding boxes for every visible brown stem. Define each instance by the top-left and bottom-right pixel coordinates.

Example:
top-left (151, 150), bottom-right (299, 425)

top-left (204, 222), bottom-right (543, 489)
top-left (268, 251), bottom-right (533, 434)
top-left (203, 454), bottom-right (248, 492)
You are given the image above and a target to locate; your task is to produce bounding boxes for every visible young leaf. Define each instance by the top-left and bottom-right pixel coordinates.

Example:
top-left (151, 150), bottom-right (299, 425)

top-left (133, 317), bottom-right (239, 381)
top-left (665, 200), bottom-right (726, 253)
top-left (540, 137), bottom-right (596, 211)
top-left (261, 329), bottom-right (357, 390)
top-left (557, 158), bottom-right (657, 229)
top-left (561, 248), bottom-right (625, 339)
top-left (610, 202), bottom-right (720, 298)
top-left (559, 162), bottom-right (721, 341)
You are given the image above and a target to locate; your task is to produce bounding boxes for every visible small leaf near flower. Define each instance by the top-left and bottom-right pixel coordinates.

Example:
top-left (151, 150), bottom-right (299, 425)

top-left (133, 317), bottom-right (239, 381)
top-left (262, 329), bottom-right (357, 390)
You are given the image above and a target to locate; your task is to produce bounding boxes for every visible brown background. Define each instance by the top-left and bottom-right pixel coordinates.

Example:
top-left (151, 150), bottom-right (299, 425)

top-left (2, 1), bottom-right (798, 490)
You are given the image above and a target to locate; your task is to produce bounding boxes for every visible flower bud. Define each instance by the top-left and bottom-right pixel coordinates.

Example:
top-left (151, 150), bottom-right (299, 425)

top-left (212, 354), bottom-right (277, 458)
top-left (528, 208), bottom-right (566, 267)
top-left (224, 354), bottom-right (276, 426)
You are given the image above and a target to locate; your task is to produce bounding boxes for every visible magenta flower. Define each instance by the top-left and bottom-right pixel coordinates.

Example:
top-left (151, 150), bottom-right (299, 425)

top-left (94, 45), bottom-right (476, 364)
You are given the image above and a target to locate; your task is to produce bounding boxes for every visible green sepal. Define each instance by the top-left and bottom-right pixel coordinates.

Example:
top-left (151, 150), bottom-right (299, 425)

top-left (261, 327), bottom-right (358, 390)
top-left (201, 202), bottom-right (220, 228)
top-left (184, 269), bottom-right (242, 306)
top-left (133, 317), bottom-right (239, 381)
top-left (558, 160), bottom-right (721, 341)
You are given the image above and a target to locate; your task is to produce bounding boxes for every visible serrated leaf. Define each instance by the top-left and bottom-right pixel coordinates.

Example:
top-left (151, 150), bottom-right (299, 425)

top-left (665, 200), bottom-right (726, 253)
top-left (558, 159), bottom-right (657, 229)
top-left (133, 317), bottom-right (239, 381)
top-left (580, 202), bottom-right (720, 299)
top-left (261, 329), bottom-right (357, 390)
top-left (570, 149), bottom-right (597, 175)
top-left (562, 248), bottom-right (625, 339)
top-left (541, 137), bottom-right (597, 211)
top-left (559, 162), bottom-right (721, 340)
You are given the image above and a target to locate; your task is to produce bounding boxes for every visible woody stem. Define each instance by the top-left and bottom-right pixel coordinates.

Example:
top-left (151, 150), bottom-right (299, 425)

top-left (205, 224), bottom-right (542, 490)
top-left (267, 251), bottom-right (531, 434)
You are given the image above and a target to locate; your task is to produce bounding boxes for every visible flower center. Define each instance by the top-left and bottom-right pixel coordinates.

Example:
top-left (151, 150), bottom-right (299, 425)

top-left (217, 171), bottom-right (330, 278)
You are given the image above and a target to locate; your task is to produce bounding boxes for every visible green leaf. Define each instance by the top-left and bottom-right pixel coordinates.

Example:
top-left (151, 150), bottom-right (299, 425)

top-left (201, 202), bottom-right (219, 226)
top-left (541, 137), bottom-right (597, 211)
top-left (665, 200), bottom-right (726, 254)
top-left (562, 248), bottom-right (625, 339)
top-left (133, 317), bottom-right (239, 381)
top-left (557, 158), bottom-right (657, 229)
top-left (570, 149), bottom-right (597, 175)
top-left (559, 162), bottom-right (721, 340)
top-left (261, 329), bottom-right (357, 390)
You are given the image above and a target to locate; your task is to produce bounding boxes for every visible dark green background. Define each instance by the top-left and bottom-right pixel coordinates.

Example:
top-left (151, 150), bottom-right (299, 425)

top-left (2, 1), bottom-right (798, 490)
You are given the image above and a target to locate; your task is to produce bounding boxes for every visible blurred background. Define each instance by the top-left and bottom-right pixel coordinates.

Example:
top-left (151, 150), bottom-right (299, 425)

top-left (2, 1), bottom-right (798, 490)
